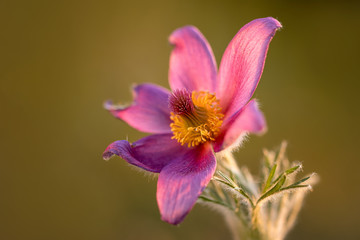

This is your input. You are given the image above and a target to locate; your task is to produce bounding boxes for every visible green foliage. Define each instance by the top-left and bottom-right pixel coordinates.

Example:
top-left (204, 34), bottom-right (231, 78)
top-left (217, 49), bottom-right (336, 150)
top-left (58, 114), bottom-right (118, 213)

top-left (199, 142), bottom-right (316, 240)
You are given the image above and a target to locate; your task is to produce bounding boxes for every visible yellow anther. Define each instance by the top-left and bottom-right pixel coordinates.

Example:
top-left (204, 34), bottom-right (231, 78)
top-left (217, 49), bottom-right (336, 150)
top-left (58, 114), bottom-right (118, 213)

top-left (170, 91), bottom-right (223, 147)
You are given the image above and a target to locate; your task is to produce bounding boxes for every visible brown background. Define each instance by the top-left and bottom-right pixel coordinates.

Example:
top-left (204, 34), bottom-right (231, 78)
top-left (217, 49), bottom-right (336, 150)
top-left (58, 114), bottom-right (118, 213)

top-left (1, 0), bottom-right (359, 239)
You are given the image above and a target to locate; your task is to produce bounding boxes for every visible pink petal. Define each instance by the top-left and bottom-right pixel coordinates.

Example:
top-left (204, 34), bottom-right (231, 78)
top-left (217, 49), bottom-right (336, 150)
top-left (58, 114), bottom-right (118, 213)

top-left (157, 143), bottom-right (216, 225)
top-left (105, 83), bottom-right (172, 134)
top-left (213, 99), bottom-right (266, 152)
top-left (103, 134), bottom-right (188, 173)
top-left (169, 26), bottom-right (217, 92)
top-left (217, 17), bottom-right (282, 119)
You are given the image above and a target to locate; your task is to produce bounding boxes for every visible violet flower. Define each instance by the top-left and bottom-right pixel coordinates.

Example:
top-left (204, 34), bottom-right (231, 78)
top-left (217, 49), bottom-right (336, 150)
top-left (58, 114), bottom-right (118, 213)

top-left (103, 17), bottom-right (281, 225)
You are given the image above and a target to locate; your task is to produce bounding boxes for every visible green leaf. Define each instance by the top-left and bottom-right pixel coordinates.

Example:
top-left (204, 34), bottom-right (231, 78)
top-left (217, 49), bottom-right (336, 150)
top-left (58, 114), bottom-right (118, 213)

top-left (271, 165), bottom-right (301, 186)
top-left (263, 164), bottom-right (277, 193)
top-left (198, 196), bottom-right (234, 211)
top-left (216, 171), bottom-right (255, 207)
top-left (217, 170), bottom-right (238, 187)
top-left (287, 176), bottom-right (311, 188)
top-left (285, 165), bottom-right (300, 175)
top-left (232, 172), bottom-right (253, 195)
top-left (263, 152), bottom-right (272, 169)
top-left (257, 175), bottom-right (287, 204)
top-left (280, 184), bottom-right (309, 191)
top-left (213, 177), bottom-right (235, 189)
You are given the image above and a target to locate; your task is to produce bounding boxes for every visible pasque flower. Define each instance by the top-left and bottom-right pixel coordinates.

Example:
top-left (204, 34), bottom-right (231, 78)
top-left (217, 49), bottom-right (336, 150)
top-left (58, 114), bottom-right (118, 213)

top-left (103, 17), bottom-right (281, 225)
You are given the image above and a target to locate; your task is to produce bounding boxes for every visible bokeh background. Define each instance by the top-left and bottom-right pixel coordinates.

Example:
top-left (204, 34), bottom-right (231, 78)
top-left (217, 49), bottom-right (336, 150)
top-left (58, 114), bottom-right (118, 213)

top-left (1, 0), bottom-right (359, 239)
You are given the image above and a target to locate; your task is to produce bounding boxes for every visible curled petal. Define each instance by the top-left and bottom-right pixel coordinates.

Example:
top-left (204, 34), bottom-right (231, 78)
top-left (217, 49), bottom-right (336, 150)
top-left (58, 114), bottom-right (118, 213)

top-left (157, 143), bottom-right (216, 225)
top-left (213, 99), bottom-right (267, 152)
top-left (169, 26), bottom-right (217, 92)
top-left (105, 83), bottom-right (172, 134)
top-left (103, 134), bottom-right (187, 173)
top-left (217, 17), bottom-right (282, 119)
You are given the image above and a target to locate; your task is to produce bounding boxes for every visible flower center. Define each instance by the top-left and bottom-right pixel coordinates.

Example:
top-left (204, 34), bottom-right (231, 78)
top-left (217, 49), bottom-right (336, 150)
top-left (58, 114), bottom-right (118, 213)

top-left (169, 89), bottom-right (223, 147)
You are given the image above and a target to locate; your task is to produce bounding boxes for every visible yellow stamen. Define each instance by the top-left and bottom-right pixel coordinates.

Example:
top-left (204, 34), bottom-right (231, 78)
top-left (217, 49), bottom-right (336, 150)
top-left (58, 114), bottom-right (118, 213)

top-left (170, 91), bottom-right (223, 147)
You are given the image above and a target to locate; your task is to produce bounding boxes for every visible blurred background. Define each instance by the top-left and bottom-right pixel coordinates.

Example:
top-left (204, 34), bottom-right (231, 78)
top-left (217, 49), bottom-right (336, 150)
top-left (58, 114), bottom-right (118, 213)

top-left (1, 0), bottom-right (359, 239)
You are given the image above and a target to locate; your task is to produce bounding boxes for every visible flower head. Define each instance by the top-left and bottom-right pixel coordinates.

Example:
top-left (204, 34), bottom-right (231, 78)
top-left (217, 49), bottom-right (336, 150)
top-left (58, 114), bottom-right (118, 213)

top-left (103, 17), bottom-right (282, 225)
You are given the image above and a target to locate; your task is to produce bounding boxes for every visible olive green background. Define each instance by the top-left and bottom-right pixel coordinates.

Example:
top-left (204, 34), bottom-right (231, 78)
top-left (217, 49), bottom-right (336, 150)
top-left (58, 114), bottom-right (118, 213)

top-left (1, 0), bottom-right (359, 239)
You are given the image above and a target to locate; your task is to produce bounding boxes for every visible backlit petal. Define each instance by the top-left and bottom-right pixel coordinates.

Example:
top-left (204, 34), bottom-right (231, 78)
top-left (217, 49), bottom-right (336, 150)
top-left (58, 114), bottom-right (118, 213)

top-left (217, 17), bottom-right (281, 119)
top-left (157, 143), bottom-right (216, 225)
top-left (103, 134), bottom-right (187, 173)
top-left (105, 83), bottom-right (172, 134)
top-left (169, 26), bottom-right (217, 92)
top-left (213, 99), bottom-right (266, 152)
